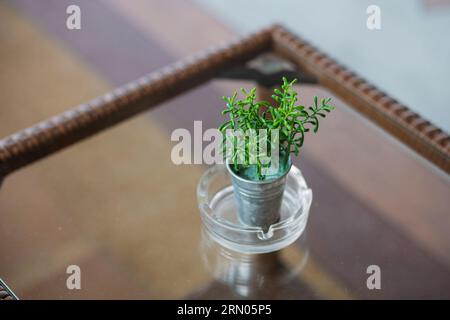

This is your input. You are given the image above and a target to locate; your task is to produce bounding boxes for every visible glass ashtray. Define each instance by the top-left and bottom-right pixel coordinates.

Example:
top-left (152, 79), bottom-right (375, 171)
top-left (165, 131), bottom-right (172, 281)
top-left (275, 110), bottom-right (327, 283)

top-left (197, 164), bottom-right (312, 254)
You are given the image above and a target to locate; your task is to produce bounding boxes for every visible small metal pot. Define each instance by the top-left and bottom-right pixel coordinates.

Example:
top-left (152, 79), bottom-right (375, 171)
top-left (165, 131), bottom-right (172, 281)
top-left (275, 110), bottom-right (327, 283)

top-left (226, 160), bottom-right (292, 231)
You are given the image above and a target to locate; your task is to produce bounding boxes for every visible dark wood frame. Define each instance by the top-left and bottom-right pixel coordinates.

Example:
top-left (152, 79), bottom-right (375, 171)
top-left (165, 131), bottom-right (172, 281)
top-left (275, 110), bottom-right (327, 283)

top-left (1, 24), bottom-right (449, 179)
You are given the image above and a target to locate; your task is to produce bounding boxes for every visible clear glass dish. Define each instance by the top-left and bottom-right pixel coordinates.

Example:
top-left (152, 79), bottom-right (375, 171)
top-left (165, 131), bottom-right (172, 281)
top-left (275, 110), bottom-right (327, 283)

top-left (197, 164), bottom-right (313, 254)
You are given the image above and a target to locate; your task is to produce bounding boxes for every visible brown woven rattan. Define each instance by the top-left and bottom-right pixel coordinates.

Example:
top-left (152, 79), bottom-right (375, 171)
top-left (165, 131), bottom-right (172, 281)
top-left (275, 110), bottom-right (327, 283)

top-left (0, 25), bottom-right (449, 178)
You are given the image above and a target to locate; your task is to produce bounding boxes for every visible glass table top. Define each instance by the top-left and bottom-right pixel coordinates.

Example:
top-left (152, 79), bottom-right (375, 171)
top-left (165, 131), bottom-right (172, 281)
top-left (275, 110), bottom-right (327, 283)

top-left (1, 0), bottom-right (449, 300)
top-left (1, 79), bottom-right (449, 299)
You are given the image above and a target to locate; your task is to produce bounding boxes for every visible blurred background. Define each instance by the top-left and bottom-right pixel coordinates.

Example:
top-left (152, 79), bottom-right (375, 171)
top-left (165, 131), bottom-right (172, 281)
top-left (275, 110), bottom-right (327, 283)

top-left (196, 0), bottom-right (450, 131)
top-left (0, 0), bottom-right (449, 299)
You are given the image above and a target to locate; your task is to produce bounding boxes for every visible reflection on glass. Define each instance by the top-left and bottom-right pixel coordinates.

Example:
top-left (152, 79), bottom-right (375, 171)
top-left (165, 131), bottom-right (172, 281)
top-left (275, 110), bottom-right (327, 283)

top-left (189, 227), bottom-right (315, 299)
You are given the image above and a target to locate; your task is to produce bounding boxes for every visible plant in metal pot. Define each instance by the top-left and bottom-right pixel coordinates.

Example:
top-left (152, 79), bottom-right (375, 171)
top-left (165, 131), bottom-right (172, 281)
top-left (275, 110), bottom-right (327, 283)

top-left (219, 77), bottom-right (335, 230)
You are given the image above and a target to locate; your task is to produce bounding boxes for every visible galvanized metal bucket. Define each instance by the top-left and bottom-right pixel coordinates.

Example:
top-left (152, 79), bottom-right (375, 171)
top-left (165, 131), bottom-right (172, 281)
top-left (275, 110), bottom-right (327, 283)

top-left (226, 160), bottom-right (292, 231)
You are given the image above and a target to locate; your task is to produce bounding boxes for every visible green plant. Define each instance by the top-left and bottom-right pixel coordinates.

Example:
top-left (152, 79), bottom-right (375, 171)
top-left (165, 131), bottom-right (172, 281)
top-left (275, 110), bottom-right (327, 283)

top-left (219, 77), bottom-right (335, 180)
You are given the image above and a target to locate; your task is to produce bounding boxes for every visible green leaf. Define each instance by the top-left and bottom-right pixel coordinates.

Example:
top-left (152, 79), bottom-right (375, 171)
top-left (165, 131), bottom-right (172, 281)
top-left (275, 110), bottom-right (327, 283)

top-left (218, 121), bottom-right (230, 131)
top-left (218, 77), bottom-right (335, 179)
top-left (313, 116), bottom-right (319, 133)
